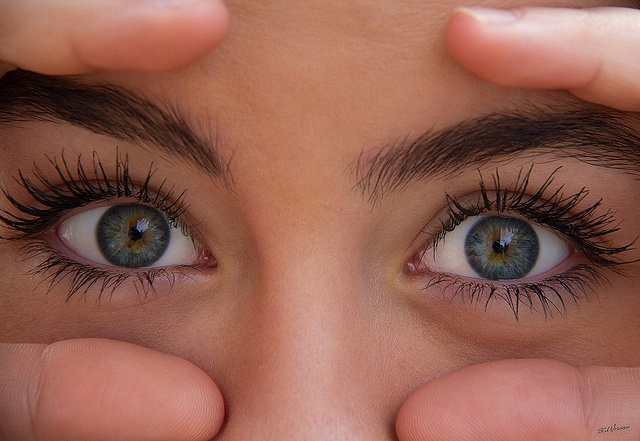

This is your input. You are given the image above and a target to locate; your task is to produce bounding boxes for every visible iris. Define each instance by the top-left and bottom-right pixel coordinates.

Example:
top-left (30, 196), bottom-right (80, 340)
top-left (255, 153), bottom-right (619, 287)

top-left (96, 203), bottom-right (171, 268)
top-left (464, 216), bottom-right (539, 280)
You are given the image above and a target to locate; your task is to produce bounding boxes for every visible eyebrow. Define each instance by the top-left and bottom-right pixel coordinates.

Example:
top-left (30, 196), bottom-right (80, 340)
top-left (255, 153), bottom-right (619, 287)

top-left (355, 108), bottom-right (640, 202)
top-left (3, 70), bottom-right (639, 205)
top-left (0, 69), bottom-right (231, 185)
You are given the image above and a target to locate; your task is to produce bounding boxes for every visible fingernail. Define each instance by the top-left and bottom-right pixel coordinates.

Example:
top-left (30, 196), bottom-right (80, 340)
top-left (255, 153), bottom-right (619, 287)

top-left (455, 7), bottom-right (520, 24)
top-left (153, 0), bottom-right (214, 9)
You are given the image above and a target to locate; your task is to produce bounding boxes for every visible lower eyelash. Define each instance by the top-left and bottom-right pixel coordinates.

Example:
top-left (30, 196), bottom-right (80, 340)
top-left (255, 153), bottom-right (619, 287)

top-left (21, 240), bottom-right (193, 302)
top-left (424, 264), bottom-right (608, 320)
top-left (0, 150), bottom-right (202, 301)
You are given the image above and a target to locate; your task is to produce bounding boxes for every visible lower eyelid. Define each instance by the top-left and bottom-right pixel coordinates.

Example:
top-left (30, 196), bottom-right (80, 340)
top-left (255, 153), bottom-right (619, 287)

top-left (19, 236), bottom-right (218, 302)
top-left (407, 247), bottom-right (583, 283)
top-left (417, 262), bottom-right (607, 319)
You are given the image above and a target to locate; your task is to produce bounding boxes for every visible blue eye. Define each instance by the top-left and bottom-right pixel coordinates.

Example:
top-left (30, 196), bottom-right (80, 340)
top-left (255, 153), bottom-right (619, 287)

top-left (465, 216), bottom-right (539, 280)
top-left (97, 204), bottom-right (171, 268)
top-left (416, 214), bottom-right (571, 281)
top-left (58, 203), bottom-right (200, 269)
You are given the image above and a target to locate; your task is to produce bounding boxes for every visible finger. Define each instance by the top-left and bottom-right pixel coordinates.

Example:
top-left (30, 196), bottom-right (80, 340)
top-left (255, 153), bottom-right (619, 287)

top-left (445, 7), bottom-right (640, 111)
top-left (0, 339), bottom-right (224, 441)
top-left (396, 359), bottom-right (640, 441)
top-left (0, 0), bottom-right (229, 75)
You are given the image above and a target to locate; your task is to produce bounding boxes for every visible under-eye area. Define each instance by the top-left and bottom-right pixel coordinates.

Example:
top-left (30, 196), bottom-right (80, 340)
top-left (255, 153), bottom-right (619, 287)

top-left (405, 165), bottom-right (637, 319)
top-left (0, 150), bottom-right (216, 301)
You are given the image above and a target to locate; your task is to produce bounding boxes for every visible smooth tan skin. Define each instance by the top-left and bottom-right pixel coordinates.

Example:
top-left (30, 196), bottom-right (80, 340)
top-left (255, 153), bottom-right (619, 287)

top-left (1, 0), bottom-right (640, 440)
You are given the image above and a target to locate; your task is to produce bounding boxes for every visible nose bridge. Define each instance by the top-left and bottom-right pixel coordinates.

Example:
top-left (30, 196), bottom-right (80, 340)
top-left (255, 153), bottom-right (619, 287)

top-left (220, 223), bottom-right (383, 439)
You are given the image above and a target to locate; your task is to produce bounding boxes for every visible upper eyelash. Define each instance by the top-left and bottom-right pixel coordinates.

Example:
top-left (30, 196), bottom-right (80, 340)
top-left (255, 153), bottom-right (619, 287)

top-left (0, 150), bottom-right (199, 300)
top-left (432, 165), bottom-right (637, 269)
top-left (0, 150), bottom-right (189, 240)
top-left (417, 164), bottom-right (637, 319)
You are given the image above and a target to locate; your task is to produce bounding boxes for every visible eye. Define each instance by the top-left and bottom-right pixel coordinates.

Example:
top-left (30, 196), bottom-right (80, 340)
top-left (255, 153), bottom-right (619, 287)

top-left (57, 203), bottom-right (199, 269)
top-left (414, 215), bottom-right (572, 280)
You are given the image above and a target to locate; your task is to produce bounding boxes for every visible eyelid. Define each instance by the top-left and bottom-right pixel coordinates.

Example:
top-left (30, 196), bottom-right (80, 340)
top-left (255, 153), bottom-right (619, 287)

top-left (405, 165), bottom-right (636, 319)
top-left (0, 150), bottom-right (215, 301)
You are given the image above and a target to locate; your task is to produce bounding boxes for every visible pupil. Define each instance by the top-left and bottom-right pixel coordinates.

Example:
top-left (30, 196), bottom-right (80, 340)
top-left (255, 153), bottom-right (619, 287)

top-left (492, 240), bottom-right (508, 254)
top-left (127, 218), bottom-right (149, 242)
top-left (128, 226), bottom-right (144, 241)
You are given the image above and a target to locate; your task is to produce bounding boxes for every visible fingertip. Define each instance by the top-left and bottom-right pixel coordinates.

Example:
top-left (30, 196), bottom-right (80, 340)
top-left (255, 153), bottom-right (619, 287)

top-left (395, 359), bottom-right (585, 441)
top-left (71, 0), bottom-right (230, 72)
top-left (445, 7), bottom-right (519, 86)
top-left (445, 6), bottom-right (606, 91)
top-left (36, 339), bottom-right (225, 441)
top-left (173, 355), bottom-right (226, 440)
top-left (445, 8), bottom-right (483, 72)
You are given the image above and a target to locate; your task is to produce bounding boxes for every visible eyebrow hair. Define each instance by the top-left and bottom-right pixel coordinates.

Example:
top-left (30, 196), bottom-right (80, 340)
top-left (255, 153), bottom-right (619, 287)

top-left (3, 70), bottom-right (638, 205)
top-left (0, 69), bottom-right (231, 185)
top-left (355, 108), bottom-right (640, 202)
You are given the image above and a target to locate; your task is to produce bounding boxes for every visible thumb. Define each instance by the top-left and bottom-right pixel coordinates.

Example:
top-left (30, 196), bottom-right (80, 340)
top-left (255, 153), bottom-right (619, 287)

top-left (396, 358), bottom-right (640, 441)
top-left (445, 7), bottom-right (640, 111)
top-left (0, 339), bottom-right (225, 441)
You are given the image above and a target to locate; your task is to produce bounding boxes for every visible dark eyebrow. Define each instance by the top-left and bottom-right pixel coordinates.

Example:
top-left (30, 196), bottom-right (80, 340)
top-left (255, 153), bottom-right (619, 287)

top-left (0, 69), bottom-right (231, 185)
top-left (355, 108), bottom-right (640, 202)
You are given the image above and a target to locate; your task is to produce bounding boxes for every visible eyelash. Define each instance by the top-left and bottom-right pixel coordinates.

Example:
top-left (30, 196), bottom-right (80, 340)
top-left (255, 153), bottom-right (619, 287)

top-left (0, 155), bottom-right (635, 314)
top-left (419, 165), bottom-right (637, 319)
top-left (0, 151), bottom-right (198, 301)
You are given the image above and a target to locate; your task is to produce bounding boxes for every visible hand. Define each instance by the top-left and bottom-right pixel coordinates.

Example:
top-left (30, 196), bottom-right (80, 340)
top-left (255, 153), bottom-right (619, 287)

top-left (445, 6), bottom-right (640, 110)
top-left (395, 8), bottom-right (640, 439)
top-left (0, 2), bottom-right (230, 440)
top-left (0, 339), bottom-right (224, 441)
top-left (396, 358), bottom-right (640, 440)
top-left (0, 0), bottom-right (229, 75)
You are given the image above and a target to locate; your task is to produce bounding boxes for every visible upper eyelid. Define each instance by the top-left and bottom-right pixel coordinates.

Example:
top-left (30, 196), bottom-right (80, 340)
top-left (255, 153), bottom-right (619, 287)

top-left (0, 150), bottom-right (191, 240)
top-left (421, 165), bottom-right (636, 270)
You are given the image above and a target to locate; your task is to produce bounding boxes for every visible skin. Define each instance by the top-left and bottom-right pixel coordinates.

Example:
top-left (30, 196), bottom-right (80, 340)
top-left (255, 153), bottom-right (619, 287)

top-left (1, 0), bottom-right (640, 440)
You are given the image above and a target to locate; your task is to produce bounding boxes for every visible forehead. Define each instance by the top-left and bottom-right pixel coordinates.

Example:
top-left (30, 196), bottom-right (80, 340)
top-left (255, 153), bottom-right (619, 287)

top-left (91, 0), bottom-right (632, 166)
